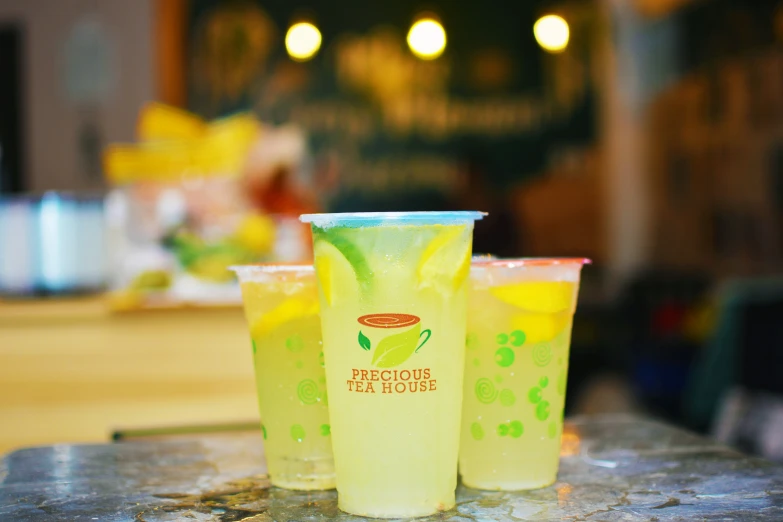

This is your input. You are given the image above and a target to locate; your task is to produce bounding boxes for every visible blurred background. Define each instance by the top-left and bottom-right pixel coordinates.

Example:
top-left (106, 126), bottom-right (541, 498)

top-left (1, 0), bottom-right (783, 462)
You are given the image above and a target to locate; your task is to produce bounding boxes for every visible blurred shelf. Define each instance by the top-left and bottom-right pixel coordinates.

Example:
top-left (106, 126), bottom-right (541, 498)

top-left (0, 296), bottom-right (110, 321)
top-left (0, 295), bottom-right (257, 455)
top-left (0, 294), bottom-right (243, 321)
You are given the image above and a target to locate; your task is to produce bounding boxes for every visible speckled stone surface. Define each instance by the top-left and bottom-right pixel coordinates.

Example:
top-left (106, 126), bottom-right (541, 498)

top-left (1, 415), bottom-right (781, 521)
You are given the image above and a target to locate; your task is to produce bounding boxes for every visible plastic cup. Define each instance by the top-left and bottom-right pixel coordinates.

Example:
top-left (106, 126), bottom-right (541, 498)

top-left (459, 258), bottom-right (589, 490)
top-left (231, 264), bottom-right (334, 490)
top-left (300, 211), bottom-right (484, 518)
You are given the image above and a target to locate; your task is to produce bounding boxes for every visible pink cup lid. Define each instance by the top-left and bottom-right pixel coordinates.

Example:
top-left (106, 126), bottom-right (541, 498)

top-left (472, 258), bottom-right (591, 268)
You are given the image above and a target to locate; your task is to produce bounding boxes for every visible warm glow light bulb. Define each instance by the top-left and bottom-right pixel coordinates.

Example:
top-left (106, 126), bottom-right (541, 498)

top-left (285, 22), bottom-right (322, 61)
top-left (407, 18), bottom-right (446, 60)
top-left (534, 14), bottom-right (570, 53)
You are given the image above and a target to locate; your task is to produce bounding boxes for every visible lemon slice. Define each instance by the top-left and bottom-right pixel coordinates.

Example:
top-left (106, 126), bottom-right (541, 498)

top-left (510, 312), bottom-right (571, 344)
top-left (251, 297), bottom-right (319, 338)
top-left (417, 225), bottom-right (471, 292)
top-left (490, 281), bottom-right (576, 313)
top-left (313, 238), bottom-right (363, 306)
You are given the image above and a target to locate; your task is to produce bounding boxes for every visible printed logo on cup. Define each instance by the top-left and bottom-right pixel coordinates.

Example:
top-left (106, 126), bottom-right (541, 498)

top-left (347, 313), bottom-right (435, 394)
top-left (357, 313), bottom-right (431, 367)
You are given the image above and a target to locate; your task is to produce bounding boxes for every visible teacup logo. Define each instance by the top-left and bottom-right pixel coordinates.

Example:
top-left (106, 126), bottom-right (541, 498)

top-left (357, 314), bottom-right (431, 368)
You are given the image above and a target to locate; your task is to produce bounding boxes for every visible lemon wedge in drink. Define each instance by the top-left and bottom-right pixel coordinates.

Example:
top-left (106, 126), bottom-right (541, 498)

top-left (251, 297), bottom-right (319, 337)
top-left (417, 225), bottom-right (471, 292)
top-left (313, 232), bottom-right (368, 306)
top-left (489, 281), bottom-right (576, 313)
top-left (509, 312), bottom-right (571, 344)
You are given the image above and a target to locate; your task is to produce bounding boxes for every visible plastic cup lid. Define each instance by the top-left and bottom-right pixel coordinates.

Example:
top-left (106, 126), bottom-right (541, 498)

top-left (230, 263), bottom-right (314, 282)
top-left (300, 211), bottom-right (486, 228)
top-left (472, 257), bottom-right (591, 268)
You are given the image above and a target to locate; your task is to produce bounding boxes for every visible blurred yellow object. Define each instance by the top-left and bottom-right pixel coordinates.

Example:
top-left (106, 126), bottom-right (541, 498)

top-left (234, 214), bottom-right (276, 255)
top-left (104, 113), bottom-right (261, 185)
top-left (108, 290), bottom-right (145, 312)
top-left (137, 103), bottom-right (207, 141)
top-left (129, 270), bottom-right (172, 291)
top-left (188, 255), bottom-right (242, 283)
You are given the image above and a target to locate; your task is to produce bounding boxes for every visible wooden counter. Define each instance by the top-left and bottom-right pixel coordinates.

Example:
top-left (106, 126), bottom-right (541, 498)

top-left (0, 297), bottom-right (258, 454)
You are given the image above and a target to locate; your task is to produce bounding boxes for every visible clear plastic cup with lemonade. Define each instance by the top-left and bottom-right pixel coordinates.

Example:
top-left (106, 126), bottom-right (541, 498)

top-left (459, 258), bottom-right (588, 490)
top-left (232, 264), bottom-right (334, 490)
top-left (301, 212), bottom-right (484, 518)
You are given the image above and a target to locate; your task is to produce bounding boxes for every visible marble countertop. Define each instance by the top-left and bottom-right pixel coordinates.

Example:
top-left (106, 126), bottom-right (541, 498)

top-left (1, 415), bottom-right (781, 521)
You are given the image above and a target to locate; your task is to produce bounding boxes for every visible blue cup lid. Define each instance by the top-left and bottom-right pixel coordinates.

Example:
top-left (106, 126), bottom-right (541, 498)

top-left (300, 211), bottom-right (486, 228)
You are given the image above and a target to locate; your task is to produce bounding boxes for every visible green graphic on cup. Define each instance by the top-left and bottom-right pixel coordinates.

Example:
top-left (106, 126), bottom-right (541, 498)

top-left (357, 313), bottom-right (431, 368)
top-left (528, 376), bottom-right (552, 421)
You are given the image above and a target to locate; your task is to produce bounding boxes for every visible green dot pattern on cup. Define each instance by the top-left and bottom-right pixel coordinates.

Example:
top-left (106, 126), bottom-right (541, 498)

top-left (261, 424), bottom-right (267, 440)
top-left (318, 351), bottom-right (325, 368)
top-left (286, 335), bottom-right (304, 353)
top-left (500, 389), bottom-right (516, 406)
top-left (320, 390), bottom-right (328, 406)
top-left (320, 424), bottom-right (331, 436)
top-left (494, 347), bottom-right (515, 367)
top-left (531, 341), bottom-right (553, 367)
top-left (475, 378), bottom-right (498, 404)
top-left (510, 330), bottom-right (526, 346)
top-left (295, 360), bottom-right (304, 369)
top-left (536, 400), bottom-right (551, 421)
top-left (297, 379), bottom-right (320, 405)
top-left (290, 424), bottom-right (305, 442)
top-left (466, 333), bottom-right (479, 350)
top-left (497, 421), bottom-right (523, 438)
top-left (527, 375), bottom-right (556, 422)
top-left (475, 326), bottom-right (565, 440)
top-left (528, 386), bottom-right (543, 404)
top-left (251, 339), bottom-right (257, 355)
top-left (470, 422), bottom-right (484, 441)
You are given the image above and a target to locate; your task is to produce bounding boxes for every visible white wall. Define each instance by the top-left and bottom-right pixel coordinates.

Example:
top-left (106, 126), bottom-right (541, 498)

top-left (0, 0), bottom-right (154, 191)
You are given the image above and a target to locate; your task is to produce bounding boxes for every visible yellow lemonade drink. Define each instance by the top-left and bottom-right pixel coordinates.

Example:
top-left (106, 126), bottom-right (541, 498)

top-left (301, 211), bottom-right (484, 518)
top-left (232, 264), bottom-right (334, 490)
top-left (459, 258), bottom-right (588, 490)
